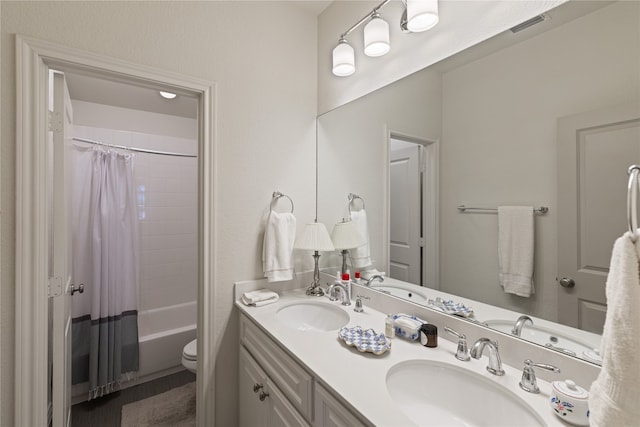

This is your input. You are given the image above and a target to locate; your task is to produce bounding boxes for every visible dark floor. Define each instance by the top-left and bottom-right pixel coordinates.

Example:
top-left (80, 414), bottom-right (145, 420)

top-left (71, 370), bottom-right (196, 427)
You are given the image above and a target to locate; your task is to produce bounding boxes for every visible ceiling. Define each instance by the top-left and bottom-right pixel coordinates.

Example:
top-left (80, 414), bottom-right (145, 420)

top-left (65, 72), bottom-right (199, 119)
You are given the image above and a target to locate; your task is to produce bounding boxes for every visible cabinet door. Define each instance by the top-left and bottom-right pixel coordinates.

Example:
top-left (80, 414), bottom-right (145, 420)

top-left (314, 383), bottom-right (368, 427)
top-left (266, 378), bottom-right (311, 427)
top-left (239, 347), bottom-right (268, 427)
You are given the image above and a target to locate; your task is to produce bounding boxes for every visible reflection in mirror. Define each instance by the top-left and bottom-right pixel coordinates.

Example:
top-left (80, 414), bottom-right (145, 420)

top-left (318, 1), bottom-right (640, 365)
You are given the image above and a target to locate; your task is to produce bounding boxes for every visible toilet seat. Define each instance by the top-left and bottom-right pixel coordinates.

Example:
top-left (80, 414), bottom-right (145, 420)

top-left (182, 339), bottom-right (197, 373)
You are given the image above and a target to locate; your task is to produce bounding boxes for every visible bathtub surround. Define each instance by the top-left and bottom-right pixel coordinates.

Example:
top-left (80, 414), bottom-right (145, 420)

top-left (70, 146), bottom-right (140, 398)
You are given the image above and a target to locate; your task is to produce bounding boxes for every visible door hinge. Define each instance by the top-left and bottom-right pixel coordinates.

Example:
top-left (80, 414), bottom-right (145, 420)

top-left (419, 237), bottom-right (425, 247)
top-left (48, 109), bottom-right (63, 133)
top-left (48, 277), bottom-right (63, 297)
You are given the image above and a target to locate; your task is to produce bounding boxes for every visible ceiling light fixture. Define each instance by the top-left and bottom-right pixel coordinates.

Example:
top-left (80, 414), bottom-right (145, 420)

top-left (159, 91), bottom-right (177, 99)
top-left (332, 0), bottom-right (439, 77)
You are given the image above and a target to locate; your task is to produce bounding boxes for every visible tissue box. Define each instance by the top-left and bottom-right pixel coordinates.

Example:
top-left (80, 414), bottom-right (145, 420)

top-left (392, 313), bottom-right (426, 340)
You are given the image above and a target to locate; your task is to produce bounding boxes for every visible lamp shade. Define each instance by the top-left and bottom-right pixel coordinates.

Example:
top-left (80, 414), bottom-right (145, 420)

top-left (407, 0), bottom-right (439, 32)
top-left (331, 220), bottom-right (365, 250)
top-left (364, 14), bottom-right (390, 57)
top-left (332, 39), bottom-right (355, 77)
top-left (294, 222), bottom-right (335, 252)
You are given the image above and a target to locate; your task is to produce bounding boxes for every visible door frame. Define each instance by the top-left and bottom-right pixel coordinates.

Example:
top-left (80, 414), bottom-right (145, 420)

top-left (15, 35), bottom-right (217, 426)
top-left (384, 129), bottom-right (439, 289)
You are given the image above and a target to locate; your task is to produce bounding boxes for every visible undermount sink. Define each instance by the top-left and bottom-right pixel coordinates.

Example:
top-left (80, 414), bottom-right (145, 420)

top-left (386, 360), bottom-right (545, 427)
top-left (484, 320), bottom-right (601, 363)
top-left (276, 301), bottom-right (349, 332)
top-left (371, 284), bottom-right (429, 304)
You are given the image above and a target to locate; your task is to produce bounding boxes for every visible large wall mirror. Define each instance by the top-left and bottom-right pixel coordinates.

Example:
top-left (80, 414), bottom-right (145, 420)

top-left (317, 0), bottom-right (640, 365)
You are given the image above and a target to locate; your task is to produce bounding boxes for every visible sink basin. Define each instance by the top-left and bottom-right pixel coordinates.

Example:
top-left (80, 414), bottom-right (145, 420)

top-left (386, 360), bottom-right (544, 426)
top-left (371, 284), bottom-right (428, 304)
top-left (276, 302), bottom-right (349, 332)
top-left (484, 320), bottom-right (601, 363)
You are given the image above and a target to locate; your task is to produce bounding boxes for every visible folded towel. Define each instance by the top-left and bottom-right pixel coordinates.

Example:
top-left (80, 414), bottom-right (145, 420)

top-left (348, 209), bottom-right (373, 269)
top-left (241, 290), bottom-right (280, 307)
top-left (262, 211), bottom-right (296, 282)
top-left (588, 232), bottom-right (640, 426)
top-left (360, 268), bottom-right (386, 280)
top-left (498, 206), bottom-right (535, 297)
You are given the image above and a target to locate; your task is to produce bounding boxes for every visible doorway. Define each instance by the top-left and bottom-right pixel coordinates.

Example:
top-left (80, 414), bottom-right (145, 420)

top-left (387, 133), bottom-right (439, 289)
top-left (15, 35), bottom-right (217, 426)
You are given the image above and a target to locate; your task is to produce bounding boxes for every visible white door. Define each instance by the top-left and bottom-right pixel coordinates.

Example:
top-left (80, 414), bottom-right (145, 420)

top-left (51, 71), bottom-right (74, 427)
top-left (390, 143), bottom-right (422, 285)
top-left (557, 102), bottom-right (640, 333)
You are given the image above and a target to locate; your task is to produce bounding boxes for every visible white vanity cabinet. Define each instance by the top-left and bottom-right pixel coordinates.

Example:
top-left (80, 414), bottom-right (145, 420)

top-left (239, 313), bottom-right (369, 427)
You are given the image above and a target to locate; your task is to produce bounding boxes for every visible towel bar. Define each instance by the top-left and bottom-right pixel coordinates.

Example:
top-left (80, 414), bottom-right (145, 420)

top-left (627, 165), bottom-right (640, 241)
top-left (457, 205), bottom-right (548, 214)
top-left (271, 191), bottom-right (294, 213)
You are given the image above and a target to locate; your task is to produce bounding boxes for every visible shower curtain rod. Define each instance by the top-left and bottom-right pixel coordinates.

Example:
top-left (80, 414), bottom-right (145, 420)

top-left (71, 137), bottom-right (197, 158)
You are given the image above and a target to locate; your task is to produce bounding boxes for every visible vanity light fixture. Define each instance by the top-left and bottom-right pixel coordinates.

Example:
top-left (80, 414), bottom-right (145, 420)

top-left (294, 221), bottom-right (335, 296)
top-left (332, 0), bottom-right (439, 76)
top-left (159, 91), bottom-right (177, 99)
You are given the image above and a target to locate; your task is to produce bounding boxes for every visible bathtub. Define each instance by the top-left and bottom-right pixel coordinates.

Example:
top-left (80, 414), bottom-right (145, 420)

top-left (137, 301), bottom-right (197, 378)
top-left (72, 301), bottom-right (196, 402)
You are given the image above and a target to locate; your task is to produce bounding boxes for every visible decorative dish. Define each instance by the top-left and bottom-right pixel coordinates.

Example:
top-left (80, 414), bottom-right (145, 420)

top-left (338, 326), bottom-right (391, 355)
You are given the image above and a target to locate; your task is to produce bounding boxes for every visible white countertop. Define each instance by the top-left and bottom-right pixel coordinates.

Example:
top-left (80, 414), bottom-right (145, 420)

top-left (236, 287), bottom-right (570, 427)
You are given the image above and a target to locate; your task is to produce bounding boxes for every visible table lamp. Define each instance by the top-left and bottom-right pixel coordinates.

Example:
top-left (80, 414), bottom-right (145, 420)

top-left (294, 222), bottom-right (335, 296)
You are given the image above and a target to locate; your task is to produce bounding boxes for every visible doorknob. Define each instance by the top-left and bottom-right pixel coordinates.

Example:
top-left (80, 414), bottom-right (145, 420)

top-left (559, 278), bottom-right (575, 288)
top-left (71, 284), bottom-right (85, 295)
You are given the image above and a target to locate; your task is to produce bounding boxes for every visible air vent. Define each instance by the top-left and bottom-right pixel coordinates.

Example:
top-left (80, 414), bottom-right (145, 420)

top-left (510, 14), bottom-right (546, 33)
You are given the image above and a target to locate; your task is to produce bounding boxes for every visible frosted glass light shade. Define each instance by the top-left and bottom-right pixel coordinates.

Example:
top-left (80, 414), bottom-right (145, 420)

top-left (407, 0), bottom-right (439, 32)
top-left (332, 40), bottom-right (355, 77)
top-left (295, 222), bottom-right (335, 252)
top-left (331, 220), bottom-right (365, 250)
top-left (364, 15), bottom-right (390, 57)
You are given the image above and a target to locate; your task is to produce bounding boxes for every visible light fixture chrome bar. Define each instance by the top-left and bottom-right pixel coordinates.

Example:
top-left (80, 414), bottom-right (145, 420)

top-left (339, 0), bottom-right (392, 39)
top-left (72, 137), bottom-right (197, 158)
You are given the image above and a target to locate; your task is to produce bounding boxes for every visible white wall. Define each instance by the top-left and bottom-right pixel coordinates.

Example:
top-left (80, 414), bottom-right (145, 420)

top-left (317, 0), bottom-right (566, 114)
top-left (1, 2), bottom-right (318, 426)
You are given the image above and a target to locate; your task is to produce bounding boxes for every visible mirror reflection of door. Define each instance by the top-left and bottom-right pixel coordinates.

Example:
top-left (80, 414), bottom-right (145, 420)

top-left (557, 102), bottom-right (640, 334)
top-left (390, 138), bottom-right (422, 285)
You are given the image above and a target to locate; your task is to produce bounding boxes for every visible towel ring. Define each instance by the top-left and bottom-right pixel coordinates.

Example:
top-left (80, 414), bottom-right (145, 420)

top-left (271, 191), bottom-right (294, 214)
top-left (348, 193), bottom-right (365, 214)
top-left (627, 165), bottom-right (640, 241)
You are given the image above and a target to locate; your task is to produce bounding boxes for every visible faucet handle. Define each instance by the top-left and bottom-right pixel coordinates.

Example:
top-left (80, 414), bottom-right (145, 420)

top-left (444, 326), bottom-right (470, 361)
top-left (519, 359), bottom-right (560, 394)
top-left (353, 295), bottom-right (370, 313)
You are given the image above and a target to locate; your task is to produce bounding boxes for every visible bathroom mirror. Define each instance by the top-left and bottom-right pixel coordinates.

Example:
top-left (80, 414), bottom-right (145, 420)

top-left (317, 0), bottom-right (640, 365)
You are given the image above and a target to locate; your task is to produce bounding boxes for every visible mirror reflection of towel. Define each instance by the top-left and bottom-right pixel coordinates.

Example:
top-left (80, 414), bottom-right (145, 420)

top-left (498, 206), bottom-right (534, 297)
top-left (262, 211), bottom-right (296, 282)
top-left (348, 209), bottom-right (373, 269)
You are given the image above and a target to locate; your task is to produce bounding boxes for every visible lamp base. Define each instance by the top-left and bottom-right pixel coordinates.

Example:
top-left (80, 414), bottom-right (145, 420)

top-left (305, 284), bottom-right (324, 297)
top-left (306, 251), bottom-right (325, 297)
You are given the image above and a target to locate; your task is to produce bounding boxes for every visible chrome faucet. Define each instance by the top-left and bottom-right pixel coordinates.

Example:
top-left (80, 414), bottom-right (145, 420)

top-left (365, 275), bottom-right (384, 286)
top-left (511, 315), bottom-right (533, 337)
top-left (470, 338), bottom-right (505, 376)
top-left (519, 359), bottom-right (560, 393)
top-left (444, 326), bottom-right (470, 361)
top-left (328, 282), bottom-right (351, 306)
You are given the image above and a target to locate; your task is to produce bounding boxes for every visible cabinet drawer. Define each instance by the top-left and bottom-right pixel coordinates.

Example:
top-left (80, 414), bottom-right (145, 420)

top-left (314, 382), bottom-right (368, 427)
top-left (240, 314), bottom-right (313, 420)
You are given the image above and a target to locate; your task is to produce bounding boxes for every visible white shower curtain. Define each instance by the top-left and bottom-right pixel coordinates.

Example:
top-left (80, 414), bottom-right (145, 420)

top-left (70, 145), bottom-right (140, 399)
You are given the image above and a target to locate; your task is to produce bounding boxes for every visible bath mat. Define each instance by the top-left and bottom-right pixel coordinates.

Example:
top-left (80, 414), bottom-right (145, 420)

top-left (121, 381), bottom-right (195, 426)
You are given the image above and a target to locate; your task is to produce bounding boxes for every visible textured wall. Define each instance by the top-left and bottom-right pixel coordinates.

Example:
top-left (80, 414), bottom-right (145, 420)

top-left (1, 2), bottom-right (318, 425)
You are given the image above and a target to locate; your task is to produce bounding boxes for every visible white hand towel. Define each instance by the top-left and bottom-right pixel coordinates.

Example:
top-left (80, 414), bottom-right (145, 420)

top-left (589, 232), bottom-right (640, 426)
top-left (348, 209), bottom-right (373, 269)
top-left (498, 206), bottom-right (535, 297)
top-left (262, 211), bottom-right (296, 282)
top-left (241, 290), bottom-right (280, 307)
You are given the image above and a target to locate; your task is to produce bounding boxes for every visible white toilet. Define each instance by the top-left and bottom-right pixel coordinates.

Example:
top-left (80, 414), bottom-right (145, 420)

top-left (182, 339), bottom-right (197, 373)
